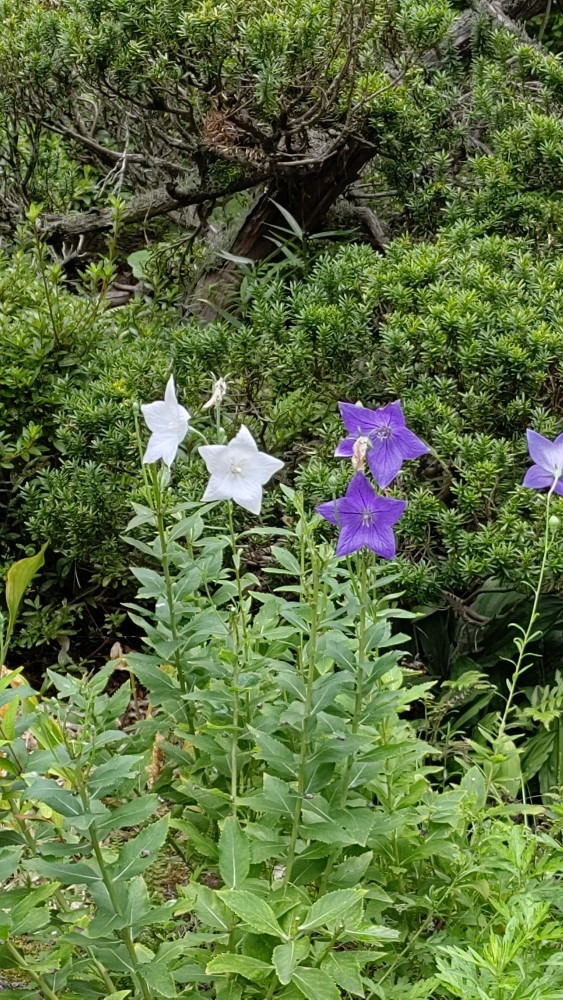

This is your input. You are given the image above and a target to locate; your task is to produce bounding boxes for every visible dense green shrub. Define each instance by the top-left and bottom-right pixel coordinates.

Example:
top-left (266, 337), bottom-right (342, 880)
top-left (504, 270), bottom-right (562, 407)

top-left (23, 225), bottom-right (563, 618)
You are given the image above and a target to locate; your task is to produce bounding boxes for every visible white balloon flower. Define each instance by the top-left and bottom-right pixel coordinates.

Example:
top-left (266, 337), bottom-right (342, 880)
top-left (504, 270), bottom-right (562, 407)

top-left (198, 425), bottom-right (284, 515)
top-left (141, 375), bottom-right (190, 467)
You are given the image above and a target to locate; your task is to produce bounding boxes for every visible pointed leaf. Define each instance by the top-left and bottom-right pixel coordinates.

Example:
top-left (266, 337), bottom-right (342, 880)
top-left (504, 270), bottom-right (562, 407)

top-left (221, 889), bottom-right (286, 939)
top-left (292, 967), bottom-right (340, 1000)
top-left (5, 545), bottom-right (47, 632)
top-left (219, 816), bottom-right (250, 889)
top-left (206, 953), bottom-right (273, 982)
top-left (298, 889), bottom-right (364, 931)
top-left (273, 941), bottom-right (309, 985)
top-left (111, 816), bottom-right (169, 881)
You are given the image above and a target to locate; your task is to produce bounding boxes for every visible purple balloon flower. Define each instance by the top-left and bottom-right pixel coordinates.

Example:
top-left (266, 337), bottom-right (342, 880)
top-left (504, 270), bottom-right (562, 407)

top-left (316, 472), bottom-right (406, 558)
top-left (336, 400), bottom-right (429, 488)
top-left (523, 429), bottom-right (563, 495)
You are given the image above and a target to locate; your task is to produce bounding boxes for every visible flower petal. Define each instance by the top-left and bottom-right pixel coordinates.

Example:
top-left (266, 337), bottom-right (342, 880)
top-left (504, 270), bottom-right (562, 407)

top-left (343, 471), bottom-right (379, 510)
top-left (335, 437), bottom-right (355, 458)
top-left (523, 465), bottom-right (556, 491)
top-left (201, 472), bottom-right (234, 503)
top-left (230, 476), bottom-right (264, 515)
top-left (367, 437), bottom-right (404, 488)
top-left (251, 452), bottom-right (285, 485)
top-left (526, 429), bottom-right (563, 474)
top-left (164, 375), bottom-right (178, 407)
top-left (198, 443), bottom-right (229, 475)
top-left (335, 519), bottom-right (366, 557)
top-left (316, 498), bottom-right (342, 526)
top-left (339, 402), bottom-right (383, 437)
top-left (396, 427), bottom-right (429, 460)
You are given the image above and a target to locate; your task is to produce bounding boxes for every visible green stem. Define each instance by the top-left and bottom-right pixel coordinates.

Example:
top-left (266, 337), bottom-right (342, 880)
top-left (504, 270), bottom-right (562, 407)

top-left (3, 941), bottom-right (61, 1000)
top-left (320, 556), bottom-right (369, 891)
top-left (149, 464), bottom-right (187, 694)
top-left (284, 541), bottom-right (320, 885)
top-left (88, 821), bottom-right (152, 1000)
top-left (227, 501), bottom-right (247, 818)
top-left (498, 481), bottom-right (556, 739)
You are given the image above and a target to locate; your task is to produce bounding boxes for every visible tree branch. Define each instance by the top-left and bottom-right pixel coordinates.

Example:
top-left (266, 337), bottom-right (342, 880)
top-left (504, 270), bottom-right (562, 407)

top-left (40, 174), bottom-right (268, 243)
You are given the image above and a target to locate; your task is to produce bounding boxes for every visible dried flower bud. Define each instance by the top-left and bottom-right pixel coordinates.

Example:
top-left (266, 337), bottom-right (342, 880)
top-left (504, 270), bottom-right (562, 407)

top-left (352, 435), bottom-right (370, 473)
top-left (109, 641), bottom-right (123, 660)
top-left (202, 377), bottom-right (228, 411)
top-left (148, 733), bottom-right (165, 788)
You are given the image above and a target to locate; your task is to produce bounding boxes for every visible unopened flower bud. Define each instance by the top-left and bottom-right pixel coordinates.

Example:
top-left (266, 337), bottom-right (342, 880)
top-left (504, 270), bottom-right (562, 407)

top-left (203, 377), bottom-right (228, 411)
top-left (352, 435), bottom-right (370, 473)
top-left (549, 514), bottom-right (560, 532)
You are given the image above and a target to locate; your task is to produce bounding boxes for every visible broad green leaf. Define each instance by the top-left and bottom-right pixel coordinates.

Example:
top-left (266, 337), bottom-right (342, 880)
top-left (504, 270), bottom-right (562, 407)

top-left (0, 847), bottom-right (23, 882)
top-left (330, 852), bottom-right (373, 888)
top-left (292, 967), bottom-right (340, 1000)
top-left (88, 755), bottom-right (145, 796)
top-left (298, 889), bottom-right (364, 931)
top-left (175, 883), bottom-right (231, 932)
top-left (273, 941), bottom-right (309, 985)
top-left (95, 794), bottom-right (160, 837)
top-left (111, 816), bottom-right (169, 881)
top-left (221, 890), bottom-right (286, 939)
top-left (219, 816), bottom-right (250, 889)
top-left (25, 858), bottom-right (101, 886)
top-left (206, 953), bottom-right (273, 982)
top-left (24, 777), bottom-right (84, 818)
top-left (322, 952), bottom-right (365, 996)
top-left (101, 993), bottom-right (131, 1000)
top-left (216, 982), bottom-right (243, 1000)
top-left (169, 818), bottom-right (218, 860)
top-left (141, 962), bottom-right (178, 997)
top-left (5, 544), bottom-right (47, 633)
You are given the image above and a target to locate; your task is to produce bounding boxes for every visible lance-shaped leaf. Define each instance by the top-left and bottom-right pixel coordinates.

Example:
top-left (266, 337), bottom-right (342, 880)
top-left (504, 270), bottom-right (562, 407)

top-left (219, 816), bottom-right (250, 889)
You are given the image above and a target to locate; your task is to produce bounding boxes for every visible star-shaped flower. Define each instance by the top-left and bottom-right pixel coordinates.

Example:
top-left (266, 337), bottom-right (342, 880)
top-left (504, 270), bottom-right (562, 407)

top-left (336, 400), bottom-right (428, 488)
top-left (316, 472), bottom-right (406, 558)
top-left (141, 375), bottom-right (190, 467)
top-left (198, 426), bottom-right (284, 515)
top-left (523, 429), bottom-right (563, 495)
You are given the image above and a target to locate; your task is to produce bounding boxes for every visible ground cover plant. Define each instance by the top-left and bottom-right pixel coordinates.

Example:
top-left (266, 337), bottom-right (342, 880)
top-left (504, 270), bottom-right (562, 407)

top-left (2, 385), bottom-right (563, 999)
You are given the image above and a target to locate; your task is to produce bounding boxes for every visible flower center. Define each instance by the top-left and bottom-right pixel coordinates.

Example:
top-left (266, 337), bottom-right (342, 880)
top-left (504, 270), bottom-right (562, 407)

top-left (230, 462), bottom-right (242, 476)
top-left (373, 425), bottom-right (392, 441)
top-left (361, 510), bottom-right (373, 527)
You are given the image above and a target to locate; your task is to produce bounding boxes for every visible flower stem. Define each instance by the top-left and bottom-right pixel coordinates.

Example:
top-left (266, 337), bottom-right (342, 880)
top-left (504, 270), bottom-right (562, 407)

top-left (149, 463), bottom-right (187, 694)
top-left (498, 480), bottom-right (557, 740)
top-left (3, 941), bottom-right (61, 1000)
top-left (227, 501), bottom-right (247, 818)
top-left (284, 538), bottom-right (320, 885)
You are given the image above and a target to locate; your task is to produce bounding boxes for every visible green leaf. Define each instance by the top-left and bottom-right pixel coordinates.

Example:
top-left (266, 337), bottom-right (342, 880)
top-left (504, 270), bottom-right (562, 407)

top-left (221, 890), bottom-right (286, 939)
top-left (111, 816), bottom-right (169, 881)
top-left (169, 818), bottom-right (218, 860)
top-left (206, 953), bottom-right (273, 982)
top-left (5, 544), bottom-right (47, 633)
top-left (0, 847), bottom-right (23, 882)
top-left (219, 816), bottom-right (250, 889)
top-left (101, 993), bottom-right (131, 1000)
top-left (330, 852), bottom-right (373, 888)
top-left (25, 858), bottom-right (101, 886)
top-left (271, 200), bottom-right (304, 239)
top-left (95, 794), bottom-right (160, 837)
top-left (89, 755), bottom-right (144, 796)
top-left (24, 778), bottom-right (84, 818)
top-left (322, 952), bottom-right (365, 996)
top-left (298, 889), bottom-right (364, 931)
top-left (273, 941), bottom-right (309, 985)
top-left (141, 963), bottom-right (178, 997)
top-left (292, 967), bottom-right (340, 1000)
top-left (175, 883), bottom-right (231, 932)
